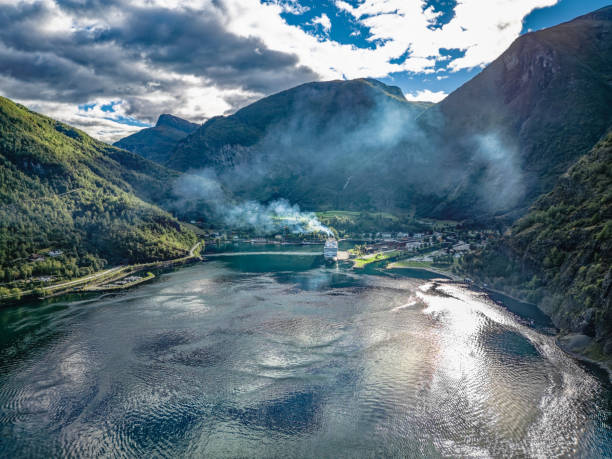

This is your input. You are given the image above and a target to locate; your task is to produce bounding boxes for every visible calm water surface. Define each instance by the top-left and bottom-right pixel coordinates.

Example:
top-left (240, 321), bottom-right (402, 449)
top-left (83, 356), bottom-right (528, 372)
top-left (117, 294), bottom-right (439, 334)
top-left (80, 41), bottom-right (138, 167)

top-left (0, 245), bottom-right (610, 457)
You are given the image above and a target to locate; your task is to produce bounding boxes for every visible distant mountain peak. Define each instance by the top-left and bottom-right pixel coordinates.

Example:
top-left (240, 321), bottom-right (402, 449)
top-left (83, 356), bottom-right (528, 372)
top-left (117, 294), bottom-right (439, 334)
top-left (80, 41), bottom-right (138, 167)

top-left (114, 114), bottom-right (199, 163)
top-left (360, 78), bottom-right (406, 100)
top-left (165, 77), bottom-right (433, 173)
top-left (155, 114), bottom-right (198, 132)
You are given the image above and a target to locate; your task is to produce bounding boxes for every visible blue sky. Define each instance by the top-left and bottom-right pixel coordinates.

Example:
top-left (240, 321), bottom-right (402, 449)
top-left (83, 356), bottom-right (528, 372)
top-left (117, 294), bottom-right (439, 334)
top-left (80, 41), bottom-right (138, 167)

top-left (0, 0), bottom-right (608, 141)
top-left (273, 0), bottom-right (611, 99)
top-left (386, 0), bottom-right (612, 95)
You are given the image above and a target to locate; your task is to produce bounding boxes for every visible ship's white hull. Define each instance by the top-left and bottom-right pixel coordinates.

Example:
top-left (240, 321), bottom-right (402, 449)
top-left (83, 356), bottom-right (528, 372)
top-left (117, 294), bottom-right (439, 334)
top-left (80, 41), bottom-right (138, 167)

top-left (323, 238), bottom-right (338, 263)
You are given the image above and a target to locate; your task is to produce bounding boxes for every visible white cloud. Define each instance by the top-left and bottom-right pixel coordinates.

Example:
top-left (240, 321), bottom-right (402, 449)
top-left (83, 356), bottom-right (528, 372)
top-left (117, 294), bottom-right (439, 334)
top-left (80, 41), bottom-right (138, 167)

top-left (276, 0), bottom-right (310, 15)
top-left (0, 0), bottom-right (561, 142)
top-left (18, 99), bottom-right (144, 143)
top-left (311, 13), bottom-right (331, 33)
top-left (404, 89), bottom-right (447, 103)
top-left (222, 0), bottom-right (436, 80)
top-left (222, 0), bottom-right (559, 78)
top-left (330, 0), bottom-right (560, 71)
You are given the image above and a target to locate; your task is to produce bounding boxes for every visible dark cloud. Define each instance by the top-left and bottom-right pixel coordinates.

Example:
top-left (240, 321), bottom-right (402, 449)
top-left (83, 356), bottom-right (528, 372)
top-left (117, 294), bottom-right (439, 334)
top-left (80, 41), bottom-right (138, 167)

top-left (0, 0), bottom-right (319, 127)
top-left (95, 6), bottom-right (318, 92)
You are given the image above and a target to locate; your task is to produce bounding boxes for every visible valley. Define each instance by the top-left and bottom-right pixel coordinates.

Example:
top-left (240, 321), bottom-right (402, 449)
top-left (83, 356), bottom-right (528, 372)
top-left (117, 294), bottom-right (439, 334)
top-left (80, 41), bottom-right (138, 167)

top-left (0, 3), bottom-right (611, 456)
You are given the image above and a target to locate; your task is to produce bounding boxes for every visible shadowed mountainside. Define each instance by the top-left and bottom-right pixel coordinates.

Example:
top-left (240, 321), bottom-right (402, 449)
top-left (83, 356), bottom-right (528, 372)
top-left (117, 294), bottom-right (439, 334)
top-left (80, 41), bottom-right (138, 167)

top-left (163, 78), bottom-right (435, 212)
top-left (424, 5), bottom-right (612, 218)
top-left (131, 7), bottom-right (612, 220)
top-left (166, 78), bottom-right (431, 170)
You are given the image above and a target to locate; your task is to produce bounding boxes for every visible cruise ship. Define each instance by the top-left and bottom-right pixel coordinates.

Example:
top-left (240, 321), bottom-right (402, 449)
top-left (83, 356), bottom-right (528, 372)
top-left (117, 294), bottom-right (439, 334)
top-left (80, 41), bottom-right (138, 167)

top-left (324, 238), bottom-right (338, 262)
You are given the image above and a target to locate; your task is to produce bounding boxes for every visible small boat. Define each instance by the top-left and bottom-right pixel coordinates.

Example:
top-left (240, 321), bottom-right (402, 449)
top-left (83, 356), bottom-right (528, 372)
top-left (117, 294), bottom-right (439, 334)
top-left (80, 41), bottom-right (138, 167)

top-left (324, 238), bottom-right (338, 263)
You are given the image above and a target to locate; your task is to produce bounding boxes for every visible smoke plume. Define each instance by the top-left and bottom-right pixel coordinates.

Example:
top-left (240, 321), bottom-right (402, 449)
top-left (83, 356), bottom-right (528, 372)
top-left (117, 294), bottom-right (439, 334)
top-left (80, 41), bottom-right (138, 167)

top-left (172, 169), bottom-right (332, 235)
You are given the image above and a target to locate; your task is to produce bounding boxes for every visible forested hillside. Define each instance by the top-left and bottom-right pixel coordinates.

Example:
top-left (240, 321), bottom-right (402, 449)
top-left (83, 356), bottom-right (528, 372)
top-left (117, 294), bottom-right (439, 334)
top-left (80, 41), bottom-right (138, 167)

top-left (461, 131), bottom-right (612, 353)
top-left (0, 97), bottom-right (196, 284)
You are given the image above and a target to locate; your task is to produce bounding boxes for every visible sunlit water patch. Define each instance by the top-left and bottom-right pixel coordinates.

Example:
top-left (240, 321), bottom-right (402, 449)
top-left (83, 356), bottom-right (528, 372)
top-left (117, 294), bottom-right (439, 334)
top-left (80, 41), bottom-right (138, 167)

top-left (0, 255), bottom-right (610, 457)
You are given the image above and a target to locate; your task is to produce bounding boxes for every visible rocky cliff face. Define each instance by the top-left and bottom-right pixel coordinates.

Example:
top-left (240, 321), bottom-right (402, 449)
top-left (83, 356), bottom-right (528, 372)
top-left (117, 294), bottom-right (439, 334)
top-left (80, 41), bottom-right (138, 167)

top-left (163, 78), bottom-right (435, 211)
top-left (165, 78), bottom-right (429, 172)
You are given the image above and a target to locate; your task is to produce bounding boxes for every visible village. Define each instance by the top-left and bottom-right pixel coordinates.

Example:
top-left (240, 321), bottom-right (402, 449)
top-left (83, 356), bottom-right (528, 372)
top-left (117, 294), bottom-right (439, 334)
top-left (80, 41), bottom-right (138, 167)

top-left (197, 222), bottom-right (500, 273)
top-left (0, 242), bottom-right (203, 302)
top-left (349, 227), bottom-right (497, 259)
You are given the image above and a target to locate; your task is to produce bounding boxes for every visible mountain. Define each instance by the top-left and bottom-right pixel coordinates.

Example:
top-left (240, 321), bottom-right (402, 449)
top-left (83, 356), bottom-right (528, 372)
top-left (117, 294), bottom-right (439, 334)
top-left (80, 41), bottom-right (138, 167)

top-left (166, 78), bottom-right (431, 171)
top-left (162, 78), bottom-right (436, 212)
top-left (0, 97), bottom-right (197, 284)
top-left (162, 7), bottom-right (612, 220)
top-left (114, 114), bottom-right (199, 163)
top-left (424, 5), bottom-right (612, 218)
top-left (460, 130), bottom-right (612, 358)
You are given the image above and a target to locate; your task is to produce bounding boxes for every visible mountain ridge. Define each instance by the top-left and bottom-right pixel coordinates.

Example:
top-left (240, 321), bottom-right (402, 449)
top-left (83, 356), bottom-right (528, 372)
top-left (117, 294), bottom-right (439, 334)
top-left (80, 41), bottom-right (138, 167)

top-left (119, 6), bottom-right (612, 220)
top-left (166, 78), bottom-right (432, 172)
top-left (113, 113), bottom-right (199, 163)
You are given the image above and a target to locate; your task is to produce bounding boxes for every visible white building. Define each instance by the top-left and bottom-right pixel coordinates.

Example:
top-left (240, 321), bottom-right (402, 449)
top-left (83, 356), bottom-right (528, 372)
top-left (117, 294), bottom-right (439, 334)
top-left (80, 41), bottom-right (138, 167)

top-left (405, 241), bottom-right (423, 251)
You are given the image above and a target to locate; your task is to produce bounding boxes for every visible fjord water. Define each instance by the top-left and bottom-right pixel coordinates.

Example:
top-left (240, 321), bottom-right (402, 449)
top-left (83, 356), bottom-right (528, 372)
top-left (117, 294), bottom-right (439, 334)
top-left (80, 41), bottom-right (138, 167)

top-left (0, 246), bottom-right (610, 457)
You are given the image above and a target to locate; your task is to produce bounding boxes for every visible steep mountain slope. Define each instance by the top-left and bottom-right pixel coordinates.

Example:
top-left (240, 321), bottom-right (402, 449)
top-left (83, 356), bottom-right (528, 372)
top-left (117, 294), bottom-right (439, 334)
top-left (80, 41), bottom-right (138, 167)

top-left (0, 97), bottom-right (196, 283)
top-left (425, 5), bottom-right (612, 218)
top-left (165, 78), bottom-right (433, 211)
top-left (114, 114), bottom-right (199, 163)
top-left (461, 131), bottom-right (611, 354)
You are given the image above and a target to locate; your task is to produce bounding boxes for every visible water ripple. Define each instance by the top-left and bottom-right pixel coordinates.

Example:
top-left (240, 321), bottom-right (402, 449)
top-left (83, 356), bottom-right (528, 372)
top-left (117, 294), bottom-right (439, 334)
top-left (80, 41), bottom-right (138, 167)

top-left (0, 265), bottom-right (609, 457)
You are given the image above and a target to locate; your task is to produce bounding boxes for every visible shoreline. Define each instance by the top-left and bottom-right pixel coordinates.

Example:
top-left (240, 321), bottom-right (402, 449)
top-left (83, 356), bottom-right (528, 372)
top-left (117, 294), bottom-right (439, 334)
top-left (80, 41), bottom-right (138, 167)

top-left (480, 287), bottom-right (612, 382)
top-left (0, 242), bottom-right (203, 305)
top-left (464, 278), bottom-right (612, 383)
top-left (386, 261), bottom-right (612, 383)
top-left (385, 263), bottom-right (462, 281)
top-left (5, 244), bottom-right (610, 384)
top-left (555, 336), bottom-right (612, 383)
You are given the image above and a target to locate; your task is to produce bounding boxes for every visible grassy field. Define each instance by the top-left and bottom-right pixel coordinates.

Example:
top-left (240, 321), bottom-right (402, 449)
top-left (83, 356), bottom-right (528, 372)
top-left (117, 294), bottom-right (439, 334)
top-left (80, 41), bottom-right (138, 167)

top-left (388, 259), bottom-right (434, 269)
top-left (316, 211), bottom-right (457, 227)
top-left (389, 256), bottom-right (456, 268)
top-left (316, 210), bottom-right (360, 218)
top-left (353, 250), bottom-right (401, 268)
